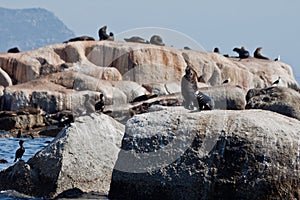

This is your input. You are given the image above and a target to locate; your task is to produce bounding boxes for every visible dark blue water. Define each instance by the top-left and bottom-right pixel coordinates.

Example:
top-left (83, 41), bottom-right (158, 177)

top-left (0, 136), bottom-right (52, 200)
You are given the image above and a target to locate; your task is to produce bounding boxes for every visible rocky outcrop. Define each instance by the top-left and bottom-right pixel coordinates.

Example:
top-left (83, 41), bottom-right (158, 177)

top-left (0, 41), bottom-right (298, 131)
top-left (0, 67), bottom-right (12, 87)
top-left (0, 112), bottom-right (124, 198)
top-left (0, 113), bottom-right (44, 131)
top-left (246, 86), bottom-right (300, 120)
top-left (200, 85), bottom-right (246, 110)
top-left (0, 41), bottom-right (297, 89)
top-left (109, 107), bottom-right (300, 200)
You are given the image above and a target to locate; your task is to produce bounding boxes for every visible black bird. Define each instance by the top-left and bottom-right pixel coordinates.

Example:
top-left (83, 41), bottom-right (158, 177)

top-left (272, 77), bottom-right (281, 86)
top-left (95, 94), bottom-right (105, 112)
top-left (14, 140), bottom-right (25, 162)
top-left (17, 130), bottom-right (22, 138)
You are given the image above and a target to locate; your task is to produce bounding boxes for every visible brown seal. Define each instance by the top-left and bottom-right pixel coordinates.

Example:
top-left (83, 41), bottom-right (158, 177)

top-left (64, 36), bottom-right (95, 43)
top-left (150, 35), bottom-right (165, 46)
top-left (181, 65), bottom-right (198, 110)
top-left (98, 26), bottom-right (114, 41)
top-left (254, 47), bottom-right (269, 60)
top-left (124, 36), bottom-right (149, 44)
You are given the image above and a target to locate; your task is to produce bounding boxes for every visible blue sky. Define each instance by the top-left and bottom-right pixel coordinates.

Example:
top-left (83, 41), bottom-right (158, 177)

top-left (1, 0), bottom-right (300, 83)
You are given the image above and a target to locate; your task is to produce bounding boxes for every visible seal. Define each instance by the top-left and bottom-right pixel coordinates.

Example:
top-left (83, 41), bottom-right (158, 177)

top-left (98, 25), bottom-right (114, 41)
top-left (7, 47), bottom-right (20, 53)
top-left (254, 47), bottom-right (269, 60)
top-left (64, 36), bottom-right (95, 43)
top-left (181, 65), bottom-right (198, 110)
top-left (213, 47), bottom-right (220, 53)
top-left (194, 90), bottom-right (215, 111)
top-left (150, 35), bottom-right (165, 46)
top-left (107, 32), bottom-right (114, 41)
top-left (14, 140), bottom-right (25, 162)
top-left (233, 46), bottom-right (250, 59)
top-left (124, 36), bottom-right (149, 44)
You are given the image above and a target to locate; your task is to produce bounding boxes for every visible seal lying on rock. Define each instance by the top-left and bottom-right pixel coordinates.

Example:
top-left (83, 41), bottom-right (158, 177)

top-left (124, 36), bottom-right (149, 44)
top-left (64, 36), bottom-right (95, 43)
top-left (150, 35), bottom-right (165, 46)
top-left (7, 47), bottom-right (20, 53)
top-left (233, 46), bottom-right (250, 59)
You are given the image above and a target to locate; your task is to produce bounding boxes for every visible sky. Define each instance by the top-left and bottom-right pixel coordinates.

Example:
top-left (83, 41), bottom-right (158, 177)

top-left (1, 0), bottom-right (300, 84)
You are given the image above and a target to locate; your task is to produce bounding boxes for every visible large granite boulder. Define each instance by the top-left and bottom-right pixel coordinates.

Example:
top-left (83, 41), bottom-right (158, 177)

top-left (109, 107), bottom-right (300, 200)
top-left (199, 85), bottom-right (246, 110)
top-left (0, 112), bottom-right (124, 198)
top-left (246, 86), bottom-right (300, 120)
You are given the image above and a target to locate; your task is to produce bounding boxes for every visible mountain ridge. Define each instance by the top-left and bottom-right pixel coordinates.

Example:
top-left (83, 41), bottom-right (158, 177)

top-left (0, 7), bottom-right (75, 52)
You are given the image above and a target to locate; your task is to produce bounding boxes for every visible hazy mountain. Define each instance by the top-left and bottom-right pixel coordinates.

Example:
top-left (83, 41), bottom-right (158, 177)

top-left (0, 7), bottom-right (75, 52)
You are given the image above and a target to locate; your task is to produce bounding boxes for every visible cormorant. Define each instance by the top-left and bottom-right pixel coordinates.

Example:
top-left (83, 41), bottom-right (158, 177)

top-left (14, 140), bottom-right (25, 162)
top-left (17, 130), bottom-right (22, 138)
top-left (95, 94), bottom-right (105, 112)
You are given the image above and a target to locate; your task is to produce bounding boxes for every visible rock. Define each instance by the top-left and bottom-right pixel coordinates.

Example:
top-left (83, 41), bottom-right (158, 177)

top-left (109, 107), bottom-right (300, 200)
top-left (199, 85), bottom-right (246, 110)
top-left (0, 41), bottom-right (298, 90)
top-left (246, 86), bottom-right (300, 120)
top-left (0, 85), bottom-right (4, 96)
top-left (1, 72), bottom-right (128, 114)
top-left (112, 81), bottom-right (150, 103)
top-left (0, 159), bottom-right (8, 164)
top-left (0, 114), bottom-right (44, 131)
top-left (0, 113), bottom-right (125, 198)
top-left (0, 67), bottom-right (12, 87)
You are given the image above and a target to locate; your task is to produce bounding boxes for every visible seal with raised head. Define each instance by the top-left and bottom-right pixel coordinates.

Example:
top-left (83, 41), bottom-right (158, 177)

top-left (233, 46), bottom-right (250, 59)
top-left (181, 65), bottom-right (198, 110)
top-left (124, 36), bottom-right (149, 44)
top-left (98, 25), bottom-right (114, 41)
top-left (150, 35), bottom-right (165, 46)
top-left (254, 47), bottom-right (269, 60)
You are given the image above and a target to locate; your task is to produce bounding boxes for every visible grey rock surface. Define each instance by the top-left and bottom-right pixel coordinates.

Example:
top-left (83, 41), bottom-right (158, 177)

top-left (0, 113), bottom-right (124, 198)
top-left (109, 107), bottom-right (300, 200)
